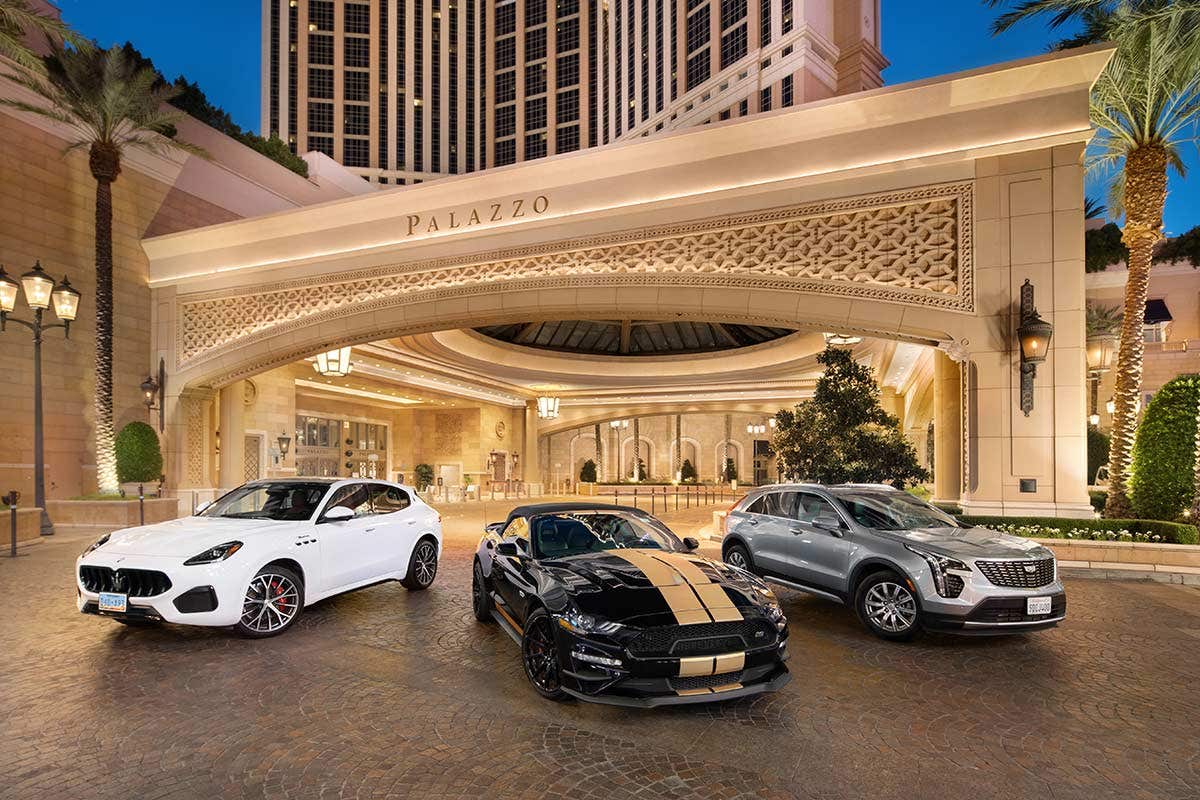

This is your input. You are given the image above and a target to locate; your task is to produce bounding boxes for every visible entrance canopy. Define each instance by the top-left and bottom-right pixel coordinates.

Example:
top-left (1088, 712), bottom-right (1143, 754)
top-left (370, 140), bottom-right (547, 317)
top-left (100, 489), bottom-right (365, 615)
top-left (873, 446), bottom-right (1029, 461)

top-left (144, 46), bottom-right (1109, 390)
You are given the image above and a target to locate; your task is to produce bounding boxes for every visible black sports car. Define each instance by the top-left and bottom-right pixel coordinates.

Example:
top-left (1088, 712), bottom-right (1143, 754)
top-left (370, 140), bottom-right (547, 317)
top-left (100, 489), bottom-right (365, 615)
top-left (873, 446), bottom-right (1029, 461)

top-left (472, 502), bottom-right (790, 707)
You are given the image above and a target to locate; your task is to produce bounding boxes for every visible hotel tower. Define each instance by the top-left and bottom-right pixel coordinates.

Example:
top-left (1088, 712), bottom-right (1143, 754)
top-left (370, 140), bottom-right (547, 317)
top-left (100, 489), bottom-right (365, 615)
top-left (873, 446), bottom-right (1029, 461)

top-left (261, 0), bottom-right (886, 184)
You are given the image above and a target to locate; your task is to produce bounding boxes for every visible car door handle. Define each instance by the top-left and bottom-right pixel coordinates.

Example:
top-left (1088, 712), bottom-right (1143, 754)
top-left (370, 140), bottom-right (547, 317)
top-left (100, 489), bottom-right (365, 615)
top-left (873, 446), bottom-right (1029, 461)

top-left (747, 517), bottom-right (758, 526)
top-left (364, 527), bottom-right (377, 533)
top-left (789, 526), bottom-right (804, 535)
top-left (406, 519), bottom-right (417, 525)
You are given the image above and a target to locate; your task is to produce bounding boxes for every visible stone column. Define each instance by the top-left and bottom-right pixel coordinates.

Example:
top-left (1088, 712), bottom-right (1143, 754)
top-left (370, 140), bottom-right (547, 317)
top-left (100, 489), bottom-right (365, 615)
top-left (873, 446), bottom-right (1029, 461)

top-left (523, 400), bottom-right (540, 487)
top-left (632, 418), bottom-right (641, 480)
top-left (674, 414), bottom-right (682, 479)
top-left (218, 382), bottom-right (246, 490)
top-left (933, 351), bottom-right (962, 504)
top-left (594, 423), bottom-right (602, 479)
top-left (962, 145), bottom-right (1091, 517)
top-left (722, 414), bottom-right (731, 482)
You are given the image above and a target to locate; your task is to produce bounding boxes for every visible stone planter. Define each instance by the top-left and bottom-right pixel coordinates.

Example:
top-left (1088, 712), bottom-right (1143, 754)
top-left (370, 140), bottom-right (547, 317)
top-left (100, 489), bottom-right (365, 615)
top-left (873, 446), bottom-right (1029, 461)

top-left (1, 508), bottom-right (46, 547)
top-left (46, 498), bottom-right (180, 537)
top-left (1037, 537), bottom-right (1200, 571)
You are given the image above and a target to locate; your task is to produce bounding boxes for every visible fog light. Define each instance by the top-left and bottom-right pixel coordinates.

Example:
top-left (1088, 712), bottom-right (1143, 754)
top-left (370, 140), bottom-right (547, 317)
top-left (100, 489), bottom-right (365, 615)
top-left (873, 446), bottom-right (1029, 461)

top-left (572, 648), bottom-right (623, 668)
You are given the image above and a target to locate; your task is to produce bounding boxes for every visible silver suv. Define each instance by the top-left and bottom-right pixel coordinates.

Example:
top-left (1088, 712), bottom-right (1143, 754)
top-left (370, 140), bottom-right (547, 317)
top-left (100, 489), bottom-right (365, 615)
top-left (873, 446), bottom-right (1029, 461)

top-left (722, 484), bottom-right (1066, 640)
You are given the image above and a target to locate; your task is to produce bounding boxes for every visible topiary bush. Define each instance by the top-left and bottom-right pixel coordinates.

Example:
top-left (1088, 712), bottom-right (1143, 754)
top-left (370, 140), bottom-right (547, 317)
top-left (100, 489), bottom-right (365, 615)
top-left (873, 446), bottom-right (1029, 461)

top-left (115, 421), bottom-right (163, 484)
top-left (1128, 375), bottom-right (1200, 521)
top-left (959, 515), bottom-right (1198, 545)
top-left (680, 458), bottom-right (697, 483)
top-left (579, 459), bottom-right (597, 483)
top-left (414, 463), bottom-right (435, 490)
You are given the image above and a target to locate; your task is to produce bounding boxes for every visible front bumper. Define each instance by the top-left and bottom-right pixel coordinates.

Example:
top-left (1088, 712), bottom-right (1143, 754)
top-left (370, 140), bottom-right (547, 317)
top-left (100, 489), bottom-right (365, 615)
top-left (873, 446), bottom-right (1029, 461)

top-left (553, 622), bottom-right (790, 706)
top-left (75, 552), bottom-right (249, 627)
top-left (921, 592), bottom-right (1067, 635)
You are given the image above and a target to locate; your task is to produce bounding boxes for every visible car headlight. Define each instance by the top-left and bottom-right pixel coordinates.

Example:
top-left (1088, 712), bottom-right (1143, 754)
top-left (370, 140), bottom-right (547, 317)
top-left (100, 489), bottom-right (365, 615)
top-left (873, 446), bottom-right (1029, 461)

top-left (556, 606), bottom-right (624, 636)
top-left (184, 541), bottom-right (243, 565)
top-left (905, 545), bottom-right (970, 598)
top-left (763, 602), bottom-right (787, 631)
top-left (82, 533), bottom-right (110, 557)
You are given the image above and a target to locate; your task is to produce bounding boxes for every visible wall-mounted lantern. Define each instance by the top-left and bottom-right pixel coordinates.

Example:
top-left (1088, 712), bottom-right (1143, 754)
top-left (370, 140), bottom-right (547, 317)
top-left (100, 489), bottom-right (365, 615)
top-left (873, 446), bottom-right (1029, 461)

top-left (140, 358), bottom-right (166, 432)
top-left (1016, 279), bottom-right (1054, 416)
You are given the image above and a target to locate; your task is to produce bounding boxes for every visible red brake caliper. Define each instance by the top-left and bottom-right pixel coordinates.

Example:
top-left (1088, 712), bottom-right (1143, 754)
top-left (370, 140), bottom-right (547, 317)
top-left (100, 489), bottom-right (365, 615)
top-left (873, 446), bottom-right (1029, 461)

top-left (272, 579), bottom-right (288, 611)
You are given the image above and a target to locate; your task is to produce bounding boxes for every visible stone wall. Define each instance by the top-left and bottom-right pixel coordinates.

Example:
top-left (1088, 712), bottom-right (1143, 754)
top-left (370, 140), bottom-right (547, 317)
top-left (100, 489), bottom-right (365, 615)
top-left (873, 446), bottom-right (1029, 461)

top-left (0, 113), bottom-right (238, 500)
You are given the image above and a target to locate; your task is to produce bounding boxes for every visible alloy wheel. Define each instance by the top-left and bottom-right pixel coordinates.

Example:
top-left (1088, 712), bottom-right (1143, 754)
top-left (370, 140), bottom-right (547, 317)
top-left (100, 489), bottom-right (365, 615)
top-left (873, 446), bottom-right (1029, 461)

top-left (726, 549), bottom-right (747, 569)
top-left (863, 581), bottom-right (917, 633)
top-left (241, 573), bottom-right (300, 634)
top-left (412, 541), bottom-right (438, 587)
top-left (522, 616), bottom-right (560, 693)
top-left (472, 566), bottom-right (487, 615)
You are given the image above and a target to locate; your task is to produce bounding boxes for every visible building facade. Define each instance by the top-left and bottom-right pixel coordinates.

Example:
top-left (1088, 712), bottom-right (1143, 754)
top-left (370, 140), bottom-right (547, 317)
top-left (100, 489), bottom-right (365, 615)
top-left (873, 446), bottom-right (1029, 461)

top-left (260, 0), bottom-right (885, 184)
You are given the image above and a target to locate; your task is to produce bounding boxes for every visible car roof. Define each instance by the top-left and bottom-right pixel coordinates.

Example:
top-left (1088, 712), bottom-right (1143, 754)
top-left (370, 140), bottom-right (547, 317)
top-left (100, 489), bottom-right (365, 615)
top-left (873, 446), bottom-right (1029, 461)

top-left (506, 502), bottom-right (651, 520)
top-left (747, 483), bottom-right (901, 493)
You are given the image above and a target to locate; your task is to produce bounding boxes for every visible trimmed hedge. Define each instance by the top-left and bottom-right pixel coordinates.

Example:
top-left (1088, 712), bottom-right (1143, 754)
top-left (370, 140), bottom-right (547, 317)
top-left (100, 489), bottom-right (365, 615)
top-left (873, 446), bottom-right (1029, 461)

top-left (115, 421), bottom-right (163, 484)
top-left (959, 515), bottom-right (1198, 545)
top-left (1129, 375), bottom-right (1200, 521)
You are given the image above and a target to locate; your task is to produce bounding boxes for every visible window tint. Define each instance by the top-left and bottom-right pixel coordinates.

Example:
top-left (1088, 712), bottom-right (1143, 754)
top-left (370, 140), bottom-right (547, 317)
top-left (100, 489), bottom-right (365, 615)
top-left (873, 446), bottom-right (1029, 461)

top-left (744, 495), bottom-right (767, 514)
top-left (763, 491), bottom-right (798, 518)
top-left (796, 492), bottom-right (838, 523)
top-left (324, 483), bottom-right (373, 518)
top-left (370, 485), bottom-right (410, 513)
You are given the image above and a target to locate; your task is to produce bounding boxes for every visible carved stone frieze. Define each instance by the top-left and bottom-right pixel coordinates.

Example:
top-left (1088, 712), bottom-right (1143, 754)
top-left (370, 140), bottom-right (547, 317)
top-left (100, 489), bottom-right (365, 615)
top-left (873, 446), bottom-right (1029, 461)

top-left (175, 182), bottom-right (974, 370)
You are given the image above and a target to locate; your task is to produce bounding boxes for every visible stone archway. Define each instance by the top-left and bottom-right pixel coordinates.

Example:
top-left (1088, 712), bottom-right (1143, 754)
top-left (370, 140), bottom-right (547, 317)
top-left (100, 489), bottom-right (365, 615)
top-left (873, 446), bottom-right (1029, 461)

top-left (147, 49), bottom-right (1106, 517)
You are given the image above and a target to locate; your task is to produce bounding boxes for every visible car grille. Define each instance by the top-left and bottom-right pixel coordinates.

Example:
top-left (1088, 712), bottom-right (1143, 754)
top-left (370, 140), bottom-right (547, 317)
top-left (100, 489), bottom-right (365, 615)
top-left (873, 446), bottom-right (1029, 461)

top-left (975, 558), bottom-right (1055, 588)
top-left (968, 594), bottom-right (1066, 623)
top-left (669, 672), bottom-right (744, 692)
top-left (79, 566), bottom-right (172, 597)
top-left (627, 619), bottom-right (776, 658)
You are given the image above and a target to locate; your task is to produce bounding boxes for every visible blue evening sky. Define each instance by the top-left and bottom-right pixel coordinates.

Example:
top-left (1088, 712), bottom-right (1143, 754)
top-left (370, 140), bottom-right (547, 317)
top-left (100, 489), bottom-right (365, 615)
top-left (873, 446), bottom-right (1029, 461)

top-left (55, 0), bottom-right (1197, 233)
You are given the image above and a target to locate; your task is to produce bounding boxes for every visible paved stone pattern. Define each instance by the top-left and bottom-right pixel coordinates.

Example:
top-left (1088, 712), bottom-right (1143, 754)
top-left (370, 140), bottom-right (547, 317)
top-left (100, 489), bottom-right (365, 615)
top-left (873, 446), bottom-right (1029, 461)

top-left (2, 523), bottom-right (1199, 799)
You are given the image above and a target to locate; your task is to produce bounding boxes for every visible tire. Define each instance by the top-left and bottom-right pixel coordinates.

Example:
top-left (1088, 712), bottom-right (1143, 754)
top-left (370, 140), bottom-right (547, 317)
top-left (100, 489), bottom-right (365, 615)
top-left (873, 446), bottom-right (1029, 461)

top-left (855, 570), bottom-right (922, 642)
top-left (723, 543), bottom-right (755, 573)
top-left (235, 565), bottom-right (304, 638)
top-left (401, 538), bottom-right (439, 590)
top-left (472, 559), bottom-right (494, 623)
top-left (521, 607), bottom-right (569, 701)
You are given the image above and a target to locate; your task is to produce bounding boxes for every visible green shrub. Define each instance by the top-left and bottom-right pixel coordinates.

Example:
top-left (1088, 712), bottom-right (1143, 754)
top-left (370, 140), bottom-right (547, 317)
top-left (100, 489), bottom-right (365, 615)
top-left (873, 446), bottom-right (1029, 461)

top-left (414, 463), bottom-right (435, 490)
top-left (1089, 490), bottom-right (1107, 514)
top-left (722, 458), bottom-right (738, 482)
top-left (1128, 375), bottom-right (1200, 521)
top-left (959, 515), bottom-right (1198, 545)
top-left (1087, 425), bottom-right (1110, 486)
top-left (579, 459), bottom-right (597, 483)
top-left (680, 459), bottom-right (697, 483)
top-left (1085, 222), bottom-right (1129, 272)
top-left (115, 422), bottom-right (163, 484)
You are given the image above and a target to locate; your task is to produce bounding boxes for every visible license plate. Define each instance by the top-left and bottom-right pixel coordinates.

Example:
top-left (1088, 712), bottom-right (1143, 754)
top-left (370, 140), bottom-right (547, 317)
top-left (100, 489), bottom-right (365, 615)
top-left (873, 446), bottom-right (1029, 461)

top-left (98, 592), bottom-right (127, 613)
top-left (1026, 596), bottom-right (1052, 616)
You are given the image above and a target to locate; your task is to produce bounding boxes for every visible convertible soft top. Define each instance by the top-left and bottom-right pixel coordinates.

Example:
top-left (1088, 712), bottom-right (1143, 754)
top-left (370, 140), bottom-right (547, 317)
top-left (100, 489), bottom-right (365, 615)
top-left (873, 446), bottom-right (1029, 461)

top-left (502, 502), bottom-right (651, 526)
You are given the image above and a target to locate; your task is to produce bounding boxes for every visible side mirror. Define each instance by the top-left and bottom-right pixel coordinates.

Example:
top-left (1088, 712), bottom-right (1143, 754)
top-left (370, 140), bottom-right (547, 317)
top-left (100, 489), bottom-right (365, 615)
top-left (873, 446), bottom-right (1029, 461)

top-left (194, 500), bottom-right (213, 515)
top-left (683, 537), bottom-right (700, 551)
top-left (495, 541), bottom-right (522, 558)
top-left (485, 522), bottom-right (505, 536)
top-left (321, 506), bottom-right (355, 523)
top-left (812, 514), bottom-right (844, 535)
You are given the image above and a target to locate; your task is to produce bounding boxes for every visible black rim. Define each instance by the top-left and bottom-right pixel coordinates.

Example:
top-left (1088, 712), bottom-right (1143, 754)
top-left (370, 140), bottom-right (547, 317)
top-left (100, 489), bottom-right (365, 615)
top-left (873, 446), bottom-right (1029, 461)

top-left (522, 616), bottom-right (560, 693)
top-left (726, 549), bottom-right (746, 568)
top-left (472, 564), bottom-right (487, 614)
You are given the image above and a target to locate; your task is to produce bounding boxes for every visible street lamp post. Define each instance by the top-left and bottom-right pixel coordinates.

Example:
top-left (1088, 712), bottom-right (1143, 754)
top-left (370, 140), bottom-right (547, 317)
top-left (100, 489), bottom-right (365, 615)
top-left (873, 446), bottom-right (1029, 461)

top-left (0, 262), bottom-right (81, 537)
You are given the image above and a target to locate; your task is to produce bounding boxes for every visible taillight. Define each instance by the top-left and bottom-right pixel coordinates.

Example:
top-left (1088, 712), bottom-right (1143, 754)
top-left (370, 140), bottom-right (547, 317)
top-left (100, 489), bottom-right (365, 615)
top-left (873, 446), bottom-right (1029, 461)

top-left (721, 498), bottom-right (743, 536)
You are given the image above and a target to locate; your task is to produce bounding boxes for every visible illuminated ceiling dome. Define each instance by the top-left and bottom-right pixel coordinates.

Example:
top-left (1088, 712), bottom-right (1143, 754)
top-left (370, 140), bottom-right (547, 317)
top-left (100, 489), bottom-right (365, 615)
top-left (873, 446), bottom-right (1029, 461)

top-left (475, 320), bottom-right (795, 356)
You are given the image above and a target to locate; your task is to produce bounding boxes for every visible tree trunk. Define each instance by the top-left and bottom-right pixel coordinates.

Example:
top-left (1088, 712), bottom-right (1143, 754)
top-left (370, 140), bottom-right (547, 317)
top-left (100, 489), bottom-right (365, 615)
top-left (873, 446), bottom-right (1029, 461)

top-left (1104, 145), bottom-right (1168, 517)
top-left (90, 144), bottom-right (121, 495)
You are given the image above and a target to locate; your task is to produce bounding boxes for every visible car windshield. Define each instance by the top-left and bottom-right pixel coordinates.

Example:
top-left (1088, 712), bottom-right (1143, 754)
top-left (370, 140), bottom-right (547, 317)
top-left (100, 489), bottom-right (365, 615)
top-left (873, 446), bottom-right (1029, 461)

top-left (834, 491), bottom-right (961, 531)
top-left (531, 511), bottom-right (684, 559)
top-left (201, 482), bottom-right (329, 521)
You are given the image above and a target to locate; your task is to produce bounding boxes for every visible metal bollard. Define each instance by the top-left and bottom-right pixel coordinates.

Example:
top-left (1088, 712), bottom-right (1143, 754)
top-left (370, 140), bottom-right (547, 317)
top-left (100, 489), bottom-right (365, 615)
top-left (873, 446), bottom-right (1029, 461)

top-left (139, 484), bottom-right (145, 526)
top-left (6, 491), bottom-right (18, 558)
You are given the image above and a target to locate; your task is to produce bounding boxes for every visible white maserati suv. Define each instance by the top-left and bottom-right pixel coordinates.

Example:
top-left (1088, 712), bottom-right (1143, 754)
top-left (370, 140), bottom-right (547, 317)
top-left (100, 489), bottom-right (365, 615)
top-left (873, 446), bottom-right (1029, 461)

top-left (75, 478), bottom-right (443, 637)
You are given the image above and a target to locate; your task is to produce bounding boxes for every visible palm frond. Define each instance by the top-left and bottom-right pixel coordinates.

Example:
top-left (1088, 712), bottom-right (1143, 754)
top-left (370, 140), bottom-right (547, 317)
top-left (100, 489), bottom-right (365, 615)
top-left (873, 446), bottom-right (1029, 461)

top-left (985, 0), bottom-right (1121, 35)
top-left (0, 0), bottom-right (85, 73)
top-left (1084, 196), bottom-right (1107, 218)
top-left (0, 42), bottom-right (206, 164)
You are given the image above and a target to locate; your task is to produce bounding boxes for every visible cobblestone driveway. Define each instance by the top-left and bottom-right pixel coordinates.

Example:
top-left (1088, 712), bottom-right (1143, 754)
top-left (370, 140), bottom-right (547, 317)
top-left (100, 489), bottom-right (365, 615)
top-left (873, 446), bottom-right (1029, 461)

top-left (2, 515), bottom-right (1198, 800)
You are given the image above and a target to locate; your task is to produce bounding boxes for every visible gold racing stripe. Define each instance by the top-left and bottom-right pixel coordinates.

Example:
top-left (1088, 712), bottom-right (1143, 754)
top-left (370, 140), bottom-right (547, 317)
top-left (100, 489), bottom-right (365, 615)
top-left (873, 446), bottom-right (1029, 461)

top-left (651, 552), bottom-right (745, 623)
top-left (675, 688), bottom-right (712, 697)
top-left (494, 603), bottom-right (523, 635)
top-left (610, 550), bottom-right (713, 625)
top-left (713, 652), bottom-right (745, 673)
top-left (678, 656), bottom-right (716, 677)
top-left (710, 683), bottom-right (744, 693)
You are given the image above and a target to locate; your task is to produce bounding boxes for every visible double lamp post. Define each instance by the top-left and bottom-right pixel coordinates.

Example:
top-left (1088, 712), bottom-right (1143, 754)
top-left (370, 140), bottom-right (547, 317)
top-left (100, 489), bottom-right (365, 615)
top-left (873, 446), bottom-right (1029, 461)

top-left (0, 262), bottom-right (81, 542)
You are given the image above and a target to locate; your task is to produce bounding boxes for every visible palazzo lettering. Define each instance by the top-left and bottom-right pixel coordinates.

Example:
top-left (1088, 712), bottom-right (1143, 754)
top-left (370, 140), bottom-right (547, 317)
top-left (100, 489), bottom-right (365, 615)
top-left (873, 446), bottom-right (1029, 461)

top-left (406, 195), bottom-right (551, 237)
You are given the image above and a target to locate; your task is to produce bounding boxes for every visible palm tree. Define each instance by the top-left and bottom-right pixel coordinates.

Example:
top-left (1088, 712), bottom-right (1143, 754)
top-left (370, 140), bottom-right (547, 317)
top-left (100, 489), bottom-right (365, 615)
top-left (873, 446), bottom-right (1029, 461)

top-left (0, 0), bottom-right (80, 73)
top-left (2, 44), bottom-right (202, 494)
top-left (1084, 196), bottom-right (1107, 219)
top-left (989, 2), bottom-right (1200, 516)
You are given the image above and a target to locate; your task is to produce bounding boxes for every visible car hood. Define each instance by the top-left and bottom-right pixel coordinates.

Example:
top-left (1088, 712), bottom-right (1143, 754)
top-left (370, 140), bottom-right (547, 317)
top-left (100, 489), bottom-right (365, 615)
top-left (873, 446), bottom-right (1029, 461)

top-left (874, 525), bottom-right (1054, 560)
top-left (539, 549), bottom-right (776, 628)
top-left (96, 517), bottom-right (289, 559)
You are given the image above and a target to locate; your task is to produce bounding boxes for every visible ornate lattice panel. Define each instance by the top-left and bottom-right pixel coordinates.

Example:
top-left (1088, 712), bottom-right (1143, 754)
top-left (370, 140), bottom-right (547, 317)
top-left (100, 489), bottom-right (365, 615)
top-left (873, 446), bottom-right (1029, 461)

top-left (176, 183), bottom-right (973, 370)
top-left (184, 395), bottom-right (206, 487)
top-left (243, 435), bottom-right (261, 482)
